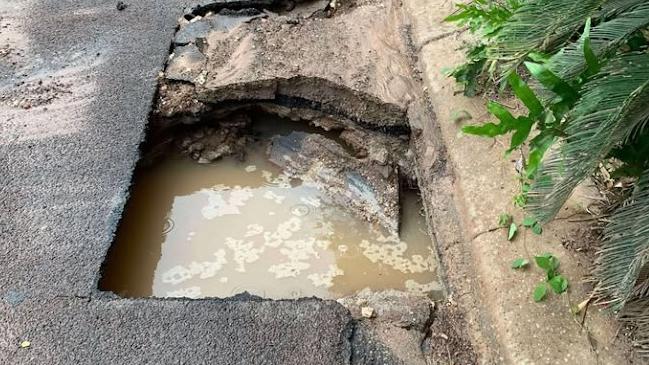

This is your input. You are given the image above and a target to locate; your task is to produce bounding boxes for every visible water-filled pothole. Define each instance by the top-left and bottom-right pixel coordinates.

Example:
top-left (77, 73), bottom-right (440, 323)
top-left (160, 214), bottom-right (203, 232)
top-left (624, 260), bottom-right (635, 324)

top-left (99, 113), bottom-right (441, 299)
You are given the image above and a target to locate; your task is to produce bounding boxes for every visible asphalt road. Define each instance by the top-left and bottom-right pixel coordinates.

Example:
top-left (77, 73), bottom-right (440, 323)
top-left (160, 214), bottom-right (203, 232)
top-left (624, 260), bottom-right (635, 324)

top-left (0, 1), bottom-right (356, 363)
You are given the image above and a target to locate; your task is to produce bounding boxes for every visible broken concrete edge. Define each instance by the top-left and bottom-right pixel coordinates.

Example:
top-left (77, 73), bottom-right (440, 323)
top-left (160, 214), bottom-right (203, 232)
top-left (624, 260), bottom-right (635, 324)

top-left (398, 17), bottom-right (503, 365)
top-left (197, 76), bottom-right (409, 130)
top-left (407, 99), bottom-right (498, 362)
top-left (186, 0), bottom-right (286, 16)
top-left (85, 288), bottom-right (440, 365)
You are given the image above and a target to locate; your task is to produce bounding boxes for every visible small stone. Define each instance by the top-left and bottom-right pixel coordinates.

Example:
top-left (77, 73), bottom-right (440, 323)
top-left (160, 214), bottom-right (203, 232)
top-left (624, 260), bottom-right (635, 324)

top-left (369, 146), bottom-right (389, 165)
top-left (201, 150), bottom-right (222, 162)
top-left (19, 340), bottom-right (30, 348)
top-left (116, 1), bottom-right (127, 10)
top-left (361, 306), bottom-right (375, 318)
top-left (187, 142), bottom-right (204, 153)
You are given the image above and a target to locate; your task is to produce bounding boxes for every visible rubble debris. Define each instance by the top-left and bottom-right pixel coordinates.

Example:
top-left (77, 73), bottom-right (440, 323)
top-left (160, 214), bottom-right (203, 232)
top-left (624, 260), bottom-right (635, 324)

top-left (159, 1), bottom-right (416, 130)
top-left (165, 45), bottom-right (207, 84)
top-left (269, 131), bottom-right (400, 233)
top-left (174, 12), bottom-right (266, 46)
top-left (361, 306), bottom-right (375, 318)
top-left (179, 114), bottom-right (252, 163)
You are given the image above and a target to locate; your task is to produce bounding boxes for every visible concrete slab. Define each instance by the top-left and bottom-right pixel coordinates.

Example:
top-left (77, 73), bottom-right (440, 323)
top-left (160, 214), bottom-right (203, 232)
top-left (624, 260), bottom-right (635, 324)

top-left (1, 296), bottom-right (351, 364)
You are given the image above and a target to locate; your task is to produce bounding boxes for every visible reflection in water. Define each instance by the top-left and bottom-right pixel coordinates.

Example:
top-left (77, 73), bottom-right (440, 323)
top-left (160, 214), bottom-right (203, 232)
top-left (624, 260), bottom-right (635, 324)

top-left (100, 141), bottom-right (441, 299)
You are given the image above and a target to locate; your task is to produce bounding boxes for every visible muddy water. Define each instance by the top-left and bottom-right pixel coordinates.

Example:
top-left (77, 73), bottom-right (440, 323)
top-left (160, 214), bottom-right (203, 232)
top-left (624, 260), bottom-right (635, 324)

top-left (100, 131), bottom-right (440, 299)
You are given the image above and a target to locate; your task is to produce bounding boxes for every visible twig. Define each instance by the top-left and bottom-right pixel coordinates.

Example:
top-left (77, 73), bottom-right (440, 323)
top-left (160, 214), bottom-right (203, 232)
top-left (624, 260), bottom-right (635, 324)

top-left (417, 27), bottom-right (469, 51)
top-left (471, 226), bottom-right (504, 240)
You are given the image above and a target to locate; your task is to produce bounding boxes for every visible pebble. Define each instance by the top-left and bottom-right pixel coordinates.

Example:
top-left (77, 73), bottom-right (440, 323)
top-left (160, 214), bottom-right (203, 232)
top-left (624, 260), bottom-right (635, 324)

top-left (361, 306), bottom-right (375, 318)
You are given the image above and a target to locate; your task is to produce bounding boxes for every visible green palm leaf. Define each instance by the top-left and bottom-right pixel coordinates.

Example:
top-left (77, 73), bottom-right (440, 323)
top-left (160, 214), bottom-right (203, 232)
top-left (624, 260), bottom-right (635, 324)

top-left (599, 0), bottom-right (649, 18)
top-left (594, 170), bottom-right (649, 311)
top-left (486, 0), bottom-right (605, 77)
top-left (546, 3), bottom-right (649, 86)
top-left (527, 53), bottom-right (649, 222)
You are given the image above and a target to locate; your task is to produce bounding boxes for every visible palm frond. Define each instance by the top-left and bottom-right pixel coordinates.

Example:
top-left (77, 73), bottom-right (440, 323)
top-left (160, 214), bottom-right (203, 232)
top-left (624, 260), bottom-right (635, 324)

top-left (546, 3), bottom-right (649, 86)
top-left (593, 170), bottom-right (649, 310)
top-left (619, 296), bottom-right (649, 356)
top-left (486, 0), bottom-right (605, 77)
top-left (526, 53), bottom-right (649, 222)
top-left (599, 0), bottom-right (649, 18)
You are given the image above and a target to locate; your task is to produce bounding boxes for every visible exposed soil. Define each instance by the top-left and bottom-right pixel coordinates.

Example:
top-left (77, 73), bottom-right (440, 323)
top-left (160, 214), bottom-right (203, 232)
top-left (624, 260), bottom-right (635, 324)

top-left (423, 301), bottom-right (478, 365)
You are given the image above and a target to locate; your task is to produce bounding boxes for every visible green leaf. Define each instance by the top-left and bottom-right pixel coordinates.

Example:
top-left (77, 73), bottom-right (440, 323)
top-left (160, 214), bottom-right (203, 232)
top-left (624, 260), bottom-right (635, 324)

top-left (581, 18), bottom-right (600, 77)
top-left (527, 54), bottom-right (649, 223)
top-left (531, 222), bottom-right (543, 235)
top-left (513, 193), bottom-right (527, 208)
top-left (526, 133), bottom-right (556, 178)
top-left (544, 3), bottom-right (649, 90)
top-left (462, 101), bottom-right (517, 137)
top-left (548, 275), bottom-right (569, 294)
top-left (488, 101), bottom-right (517, 126)
top-left (593, 170), bottom-right (649, 311)
top-left (498, 213), bottom-right (513, 227)
top-left (534, 253), bottom-right (559, 273)
top-left (507, 73), bottom-right (544, 118)
top-left (508, 117), bottom-right (535, 152)
top-left (524, 62), bottom-right (579, 104)
top-left (512, 258), bottom-right (530, 269)
top-left (462, 123), bottom-right (506, 137)
top-left (527, 51), bottom-right (550, 63)
top-left (533, 283), bottom-right (548, 302)
top-left (444, 11), bottom-right (471, 23)
top-left (508, 223), bottom-right (518, 240)
top-left (522, 217), bottom-right (537, 227)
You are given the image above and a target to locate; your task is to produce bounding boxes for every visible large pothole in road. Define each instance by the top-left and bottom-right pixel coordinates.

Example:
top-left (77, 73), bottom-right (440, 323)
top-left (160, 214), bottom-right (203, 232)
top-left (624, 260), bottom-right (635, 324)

top-left (99, 110), bottom-right (441, 300)
top-left (99, 0), bottom-right (443, 302)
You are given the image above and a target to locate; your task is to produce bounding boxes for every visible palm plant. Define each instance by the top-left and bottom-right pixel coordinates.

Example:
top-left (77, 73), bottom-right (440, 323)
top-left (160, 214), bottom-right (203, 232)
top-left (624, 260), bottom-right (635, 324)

top-left (447, 0), bottom-right (649, 351)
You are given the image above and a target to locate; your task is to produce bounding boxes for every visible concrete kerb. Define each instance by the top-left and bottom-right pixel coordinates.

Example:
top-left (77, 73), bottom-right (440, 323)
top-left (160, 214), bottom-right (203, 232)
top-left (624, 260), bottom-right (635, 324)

top-left (402, 0), bottom-right (643, 363)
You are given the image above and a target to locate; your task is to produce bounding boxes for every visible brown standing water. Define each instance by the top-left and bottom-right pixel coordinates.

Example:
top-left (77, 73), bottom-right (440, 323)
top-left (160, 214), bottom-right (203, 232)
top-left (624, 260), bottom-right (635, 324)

top-left (100, 121), bottom-right (441, 299)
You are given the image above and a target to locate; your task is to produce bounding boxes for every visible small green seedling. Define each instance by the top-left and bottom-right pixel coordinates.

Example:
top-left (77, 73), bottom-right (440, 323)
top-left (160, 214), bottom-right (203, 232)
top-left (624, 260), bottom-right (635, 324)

top-left (508, 222), bottom-right (518, 240)
top-left (530, 253), bottom-right (569, 301)
top-left (534, 253), bottom-right (559, 280)
top-left (533, 283), bottom-right (548, 302)
top-left (498, 213), bottom-right (513, 227)
top-left (511, 258), bottom-right (529, 269)
top-left (549, 275), bottom-right (569, 294)
top-left (522, 216), bottom-right (543, 235)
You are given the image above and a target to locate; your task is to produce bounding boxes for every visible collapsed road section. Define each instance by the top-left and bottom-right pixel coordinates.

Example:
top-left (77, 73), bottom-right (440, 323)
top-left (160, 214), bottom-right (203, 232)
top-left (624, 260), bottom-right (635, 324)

top-left (95, 0), bottom-right (477, 363)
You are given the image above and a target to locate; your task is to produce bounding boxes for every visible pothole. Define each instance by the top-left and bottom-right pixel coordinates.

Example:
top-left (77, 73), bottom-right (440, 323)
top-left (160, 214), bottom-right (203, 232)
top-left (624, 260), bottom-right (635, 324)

top-left (99, 111), bottom-right (441, 300)
top-left (99, 0), bottom-right (443, 302)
